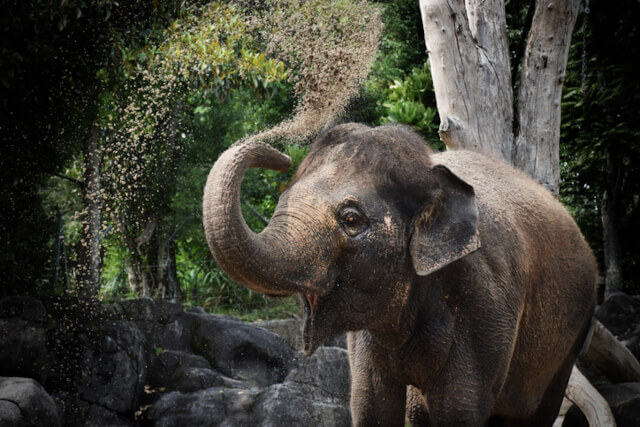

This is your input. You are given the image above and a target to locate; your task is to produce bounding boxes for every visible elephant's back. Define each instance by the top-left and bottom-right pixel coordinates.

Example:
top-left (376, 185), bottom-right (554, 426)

top-left (432, 150), bottom-right (555, 219)
top-left (432, 150), bottom-right (577, 242)
top-left (431, 150), bottom-right (595, 275)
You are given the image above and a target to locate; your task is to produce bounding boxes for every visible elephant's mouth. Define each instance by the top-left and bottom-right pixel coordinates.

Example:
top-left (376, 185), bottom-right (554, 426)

top-left (300, 283), bottom-right (338, 356)
top-left (301, 291), bottom-right (321, 356)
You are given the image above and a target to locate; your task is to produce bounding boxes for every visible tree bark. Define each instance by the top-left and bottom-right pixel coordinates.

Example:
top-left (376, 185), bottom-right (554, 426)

top-left (513, 0), bottom-right (581, 195)
top-left (562, 365), bottom-right (616, 427)
top-left (419, 0), bottom-right (581, 196)
top-left (77, 122), bottom-right (102, 297)
top-left (419, 0), bottom-right (513, 161)
top-left (602, 148), bottom-right (624, 298)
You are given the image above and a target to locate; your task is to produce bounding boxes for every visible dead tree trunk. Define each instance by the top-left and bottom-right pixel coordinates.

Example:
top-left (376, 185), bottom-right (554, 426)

top-left (419, 0), bottom-right (581, 195)
top-left (419, 0), bottom-right (513, 161)
top-left (602, 148), bottom-right (625, 298)
top-left (77, 122), bottom-right (102, 296)
top-left (512, 0), bottom-right (581, 194)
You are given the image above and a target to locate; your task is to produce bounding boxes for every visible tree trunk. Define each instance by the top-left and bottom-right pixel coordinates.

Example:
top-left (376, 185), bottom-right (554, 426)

top-left (419, 0), bottom-right (513, 161)
top-left (77, 122), bottom-right (102, 297)
top-left (127, 254), bottom-right (151, 297)
top-left (126, 222), bottom-right (155, 297)
top-left (513, 0), bottom-right (581, 195)
top-left (602, 148), bottom-right (624, 299)
top-left (419, 0), bottom-right (581, 196)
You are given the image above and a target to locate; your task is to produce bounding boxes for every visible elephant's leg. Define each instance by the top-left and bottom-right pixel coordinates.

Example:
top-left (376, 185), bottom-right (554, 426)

top-left (501, 354), bottom-right (576, 427)
top-left (423, 346), bottom-right (501, 426)
top-left (348, 332), bottom-right (407, 427)
top-left (424, 386), bottom-right (493, 427)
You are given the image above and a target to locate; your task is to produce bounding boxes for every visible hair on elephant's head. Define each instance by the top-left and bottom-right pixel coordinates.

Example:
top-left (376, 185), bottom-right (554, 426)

top-left (203, 124), bottom-right (480, 354)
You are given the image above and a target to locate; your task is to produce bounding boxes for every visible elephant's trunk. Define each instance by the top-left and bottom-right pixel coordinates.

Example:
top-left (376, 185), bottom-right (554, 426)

top-left (202, 140), bottom-right (334, 297)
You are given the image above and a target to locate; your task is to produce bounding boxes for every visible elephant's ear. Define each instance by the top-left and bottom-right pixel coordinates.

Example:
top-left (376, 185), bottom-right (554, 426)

top-left (410, 165), bottom-right (481, 276)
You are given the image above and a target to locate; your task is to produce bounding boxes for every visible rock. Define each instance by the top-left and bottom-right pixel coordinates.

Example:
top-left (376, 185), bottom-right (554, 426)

top-left (51, 392), bottom-right (90, 427)
top-left (563, 382), bottom-right (640, 427)
top-left (147, 386), bottom-right (258, 426)
top-left (0, 295), bottom-right (355, 426)
top-left (0, 296), bottom-right (47, 324)
top-left (596, 293), bottom-right (640, 337)
top-left (148, 350), bottom-right (244, 393)
top-left (0, 400), bottom-right (22, 426)
top-left (0, 296), bottom-right (49, 382)
top-left (119, 297), bottom-right (157, 323)
top-left (251, 382), bottom-right (351, 427)
top-left (189, 313), bottom-right (297, 388)
top-left (251, 346), bottom-right (351, 426)
top-left (255, 319), bottom-right (304, 349)
top-left (120, 298), bottom-right (191, 354)
top-left (148, 345), bottom-right (352, 426)
top-left (595, 292), bottom-right (640, 363)
top-left (0, 319), bottom-right (47, 382)
top-left (285, 346), bottom-right (351, 400)
top-left (78, 319), bottom-right (146, 414)
top-left (255, 319), bottom-right (347, 350)
top-left (84, 404), bottom-right (134, 427)
top-left (149, 382), bottom-right (350, 427)
top-left (0, 377), bottom-right (60, 427)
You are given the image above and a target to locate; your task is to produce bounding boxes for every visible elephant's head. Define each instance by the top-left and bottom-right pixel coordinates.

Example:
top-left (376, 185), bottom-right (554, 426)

top-left (203, 124), bottom-right (480, 354)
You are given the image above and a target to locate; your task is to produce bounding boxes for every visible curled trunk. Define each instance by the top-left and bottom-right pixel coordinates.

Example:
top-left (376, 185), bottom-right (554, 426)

top-left (203, 140), bottom-right (335, 297)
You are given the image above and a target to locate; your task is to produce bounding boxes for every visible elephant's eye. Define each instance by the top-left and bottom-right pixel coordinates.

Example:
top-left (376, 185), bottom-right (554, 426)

top-left (338, 207), bottom-right (368, 237)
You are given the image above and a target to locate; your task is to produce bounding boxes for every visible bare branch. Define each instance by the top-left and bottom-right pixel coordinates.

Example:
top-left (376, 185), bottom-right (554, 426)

top-left (54, 173), bottom-right (84, 187)
top-left (564, 366), bottom-right (616, 427)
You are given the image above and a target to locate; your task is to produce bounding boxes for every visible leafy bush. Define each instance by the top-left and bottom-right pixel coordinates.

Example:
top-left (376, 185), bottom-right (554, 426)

top-left (379, 62), bottom-right (443, 150)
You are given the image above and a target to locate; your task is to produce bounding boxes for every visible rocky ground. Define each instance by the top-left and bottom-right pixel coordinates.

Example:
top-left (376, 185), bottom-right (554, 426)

top-left (0, 296), bottom-right (350, 426)
top-left (0, 293), bottom-right (639, 426)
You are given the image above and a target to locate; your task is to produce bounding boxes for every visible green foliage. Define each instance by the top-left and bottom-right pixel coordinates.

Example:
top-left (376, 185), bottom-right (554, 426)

top-left (350, 0), bottom-right (444, 151)
top-left (356, 0), bottom-right (427, 124)
top-left (379, 62), bottom-right (442, 149)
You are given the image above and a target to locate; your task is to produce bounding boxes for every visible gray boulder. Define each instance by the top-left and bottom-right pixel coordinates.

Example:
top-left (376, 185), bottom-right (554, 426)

top-left (0, 319), bottom-right (47, 383)
top-left (78, 319), bottom-right (146, 414)
top-left (0, 295), bottom-right (355, 426)
top-left (147, 344), bottom-right (351, 426)
top-left (255, 319), bottom-right (347, 350)
top-left (0, 377), bottom-right (60, 427)
top-left (148, 349), bottom-right (244, 393)
top-left (189, 313), bottom-right (297, 388)
top-left (0, 296), bottom-right (47, 324)
top-left (251, 346), bottom-right (351, 426)
top-left (119, 298), bottom-right (191, 354)
top-left (0, 296), bottom-right (48, 382)
top-left (84, 404), bottom-right (135, 427)
top-left (595, 292), bottom-right (640, 360)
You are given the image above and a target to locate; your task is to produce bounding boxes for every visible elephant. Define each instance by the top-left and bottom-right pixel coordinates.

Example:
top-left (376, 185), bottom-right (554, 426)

top-left (203, 123), bottom-right (596, 426)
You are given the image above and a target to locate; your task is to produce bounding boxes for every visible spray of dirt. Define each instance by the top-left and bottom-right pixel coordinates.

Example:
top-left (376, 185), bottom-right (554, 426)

top-left (240, 0), bottom-right (383, 146)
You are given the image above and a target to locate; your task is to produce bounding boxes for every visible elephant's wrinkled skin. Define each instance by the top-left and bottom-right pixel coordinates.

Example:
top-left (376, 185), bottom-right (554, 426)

top-left (203, 124), bottom-right (596, 426)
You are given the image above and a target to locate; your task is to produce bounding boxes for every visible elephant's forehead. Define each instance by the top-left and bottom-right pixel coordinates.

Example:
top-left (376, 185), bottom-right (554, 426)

top-left (293, 162), bottom-right (376, 201)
